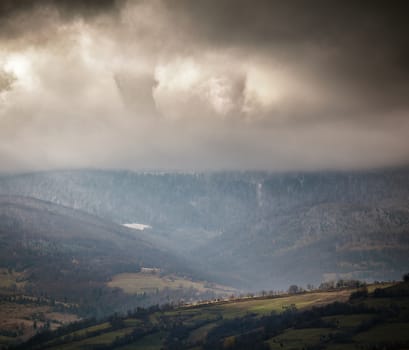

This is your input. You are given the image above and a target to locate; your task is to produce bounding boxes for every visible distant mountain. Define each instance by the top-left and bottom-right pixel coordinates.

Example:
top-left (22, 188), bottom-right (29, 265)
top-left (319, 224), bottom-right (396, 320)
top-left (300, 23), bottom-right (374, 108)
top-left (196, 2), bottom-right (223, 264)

top-left (0, 195), bottom-right (195, 301)
top-left (1, 168), bottom-right (409, 290)
top-left (193, 200), bottom-right (409, 289)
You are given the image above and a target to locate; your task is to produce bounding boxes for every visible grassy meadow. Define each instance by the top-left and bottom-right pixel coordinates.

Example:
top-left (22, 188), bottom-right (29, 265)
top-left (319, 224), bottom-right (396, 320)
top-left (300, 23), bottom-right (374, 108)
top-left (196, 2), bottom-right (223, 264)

top-left (107, 272), bottom-right (237, 295)
top-left (10, 281), bottom-right (409, 350)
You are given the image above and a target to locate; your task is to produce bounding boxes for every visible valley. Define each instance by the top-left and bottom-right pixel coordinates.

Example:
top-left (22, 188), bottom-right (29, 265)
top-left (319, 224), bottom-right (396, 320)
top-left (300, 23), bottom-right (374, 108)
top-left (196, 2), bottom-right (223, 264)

top-left (0, 169), bottom-right (409, 347)
top-left (0, 195), bottom-right (234, 346)
top-left (1, 1), bottom-right (408, 348)
top-left (1, 169), bottom-right (408, 288)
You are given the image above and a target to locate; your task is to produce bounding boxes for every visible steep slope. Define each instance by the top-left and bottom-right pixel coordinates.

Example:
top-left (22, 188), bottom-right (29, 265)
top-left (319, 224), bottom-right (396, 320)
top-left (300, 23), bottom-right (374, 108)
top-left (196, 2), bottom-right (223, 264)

top-left (1, 169), bottom-right (409, 290)
top-left (193, 201), bottom-right (409, 289)
top-left (0, 195), bottom-right (196, 301)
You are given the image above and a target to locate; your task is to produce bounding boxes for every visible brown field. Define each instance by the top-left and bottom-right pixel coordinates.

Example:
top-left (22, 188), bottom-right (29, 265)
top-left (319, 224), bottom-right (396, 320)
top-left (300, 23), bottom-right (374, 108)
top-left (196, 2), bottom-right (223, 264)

top-left (0, 268), bottom-right (28, 292)
top-left (0, 300), bottom-right (79, 347)
top-left (107, 272), bottom-right (237, 295)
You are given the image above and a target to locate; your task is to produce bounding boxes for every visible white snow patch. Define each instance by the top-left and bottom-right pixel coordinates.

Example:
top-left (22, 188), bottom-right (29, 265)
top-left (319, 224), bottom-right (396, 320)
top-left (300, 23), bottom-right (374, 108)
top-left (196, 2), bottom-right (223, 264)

top-left (123, 223), bottom-right (152, 231)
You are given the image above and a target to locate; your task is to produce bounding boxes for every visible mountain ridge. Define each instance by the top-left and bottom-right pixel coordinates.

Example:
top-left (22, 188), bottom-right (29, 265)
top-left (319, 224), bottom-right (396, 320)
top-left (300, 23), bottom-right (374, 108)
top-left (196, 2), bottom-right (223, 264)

top-left (1, 169), bottom-right (409, 289)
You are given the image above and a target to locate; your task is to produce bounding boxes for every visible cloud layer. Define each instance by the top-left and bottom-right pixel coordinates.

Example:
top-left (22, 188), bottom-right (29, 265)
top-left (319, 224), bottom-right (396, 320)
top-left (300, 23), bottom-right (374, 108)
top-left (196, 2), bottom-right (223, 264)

top-left (0, 0), bottom-right (408, 172)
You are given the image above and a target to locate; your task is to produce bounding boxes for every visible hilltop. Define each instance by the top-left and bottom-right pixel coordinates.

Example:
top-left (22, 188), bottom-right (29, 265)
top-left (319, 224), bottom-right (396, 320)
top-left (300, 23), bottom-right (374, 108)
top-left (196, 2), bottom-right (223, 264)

top-left (10, 281), bottom-right (409, 350)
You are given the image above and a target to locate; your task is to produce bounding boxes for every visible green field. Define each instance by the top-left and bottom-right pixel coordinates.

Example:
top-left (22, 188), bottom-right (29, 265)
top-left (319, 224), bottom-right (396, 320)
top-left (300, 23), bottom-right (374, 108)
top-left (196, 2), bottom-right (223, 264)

top-left (118, 331), bottom-right (168, 350)
top-left (267, 328), bottom-right (341, 349)
top-left (322, 313), bottom-right (374, 328)
top-left (13, 282), bottom-right (409, 350)
top-left (48, 328), bottom-right (135, 350)
top-left (56, 322), bottom-right (111, 340)
top-left (211, 289), bottom-right (352, 319)
top-left (354, 322), bottom-right (409, 344)
top-left (107, 272), bottom-right (236, 295)
top-left (0, 335), bottom-right (14, 348)
top-left (188, 322), bottom-right (218, 344)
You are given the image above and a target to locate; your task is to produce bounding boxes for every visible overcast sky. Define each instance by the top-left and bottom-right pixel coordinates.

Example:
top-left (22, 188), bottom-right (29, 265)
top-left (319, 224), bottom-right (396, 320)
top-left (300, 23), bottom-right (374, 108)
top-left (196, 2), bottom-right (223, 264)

top-left (0, 0), bottom-right (408, 172)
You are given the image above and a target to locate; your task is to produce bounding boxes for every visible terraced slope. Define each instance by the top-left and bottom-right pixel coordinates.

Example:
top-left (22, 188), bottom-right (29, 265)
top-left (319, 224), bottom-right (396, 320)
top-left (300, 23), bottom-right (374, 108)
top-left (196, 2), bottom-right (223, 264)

top-left (14, 282), bottom-right (409, 350)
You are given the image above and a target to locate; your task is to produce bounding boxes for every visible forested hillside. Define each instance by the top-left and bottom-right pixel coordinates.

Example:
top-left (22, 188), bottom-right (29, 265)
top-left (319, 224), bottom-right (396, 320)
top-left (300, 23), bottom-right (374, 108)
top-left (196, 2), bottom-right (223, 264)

top-left (1, 169), bottom-right (409, 289)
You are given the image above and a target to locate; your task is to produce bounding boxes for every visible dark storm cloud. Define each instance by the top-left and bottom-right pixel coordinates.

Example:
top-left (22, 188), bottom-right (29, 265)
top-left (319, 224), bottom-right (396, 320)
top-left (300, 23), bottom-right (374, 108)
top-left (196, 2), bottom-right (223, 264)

top-left (0, 0), bottom-right (408, 172)
top-left (0, 0), bottom-right (119, 42)
top-left (166, 0), bottom-right (409, 115)
top-left (169, 1), bottom-right (408, 46)
top-left (0, 0), bottom-right (118, 21)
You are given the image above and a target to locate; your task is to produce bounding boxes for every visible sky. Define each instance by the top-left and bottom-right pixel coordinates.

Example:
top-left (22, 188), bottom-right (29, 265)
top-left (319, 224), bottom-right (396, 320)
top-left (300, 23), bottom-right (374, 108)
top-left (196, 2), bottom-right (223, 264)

top-left (0, 0), bottom-right (408, 172)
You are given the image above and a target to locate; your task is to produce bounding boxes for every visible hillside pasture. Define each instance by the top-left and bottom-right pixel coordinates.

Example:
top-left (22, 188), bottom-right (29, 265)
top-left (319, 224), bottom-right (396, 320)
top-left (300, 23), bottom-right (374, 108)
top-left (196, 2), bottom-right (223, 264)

top-left (14, 283), bottom-right (409, 350)
top-left (107, 272), bottom-right (236, 295)
top-left (196, 289), bottom-right (353, 319)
